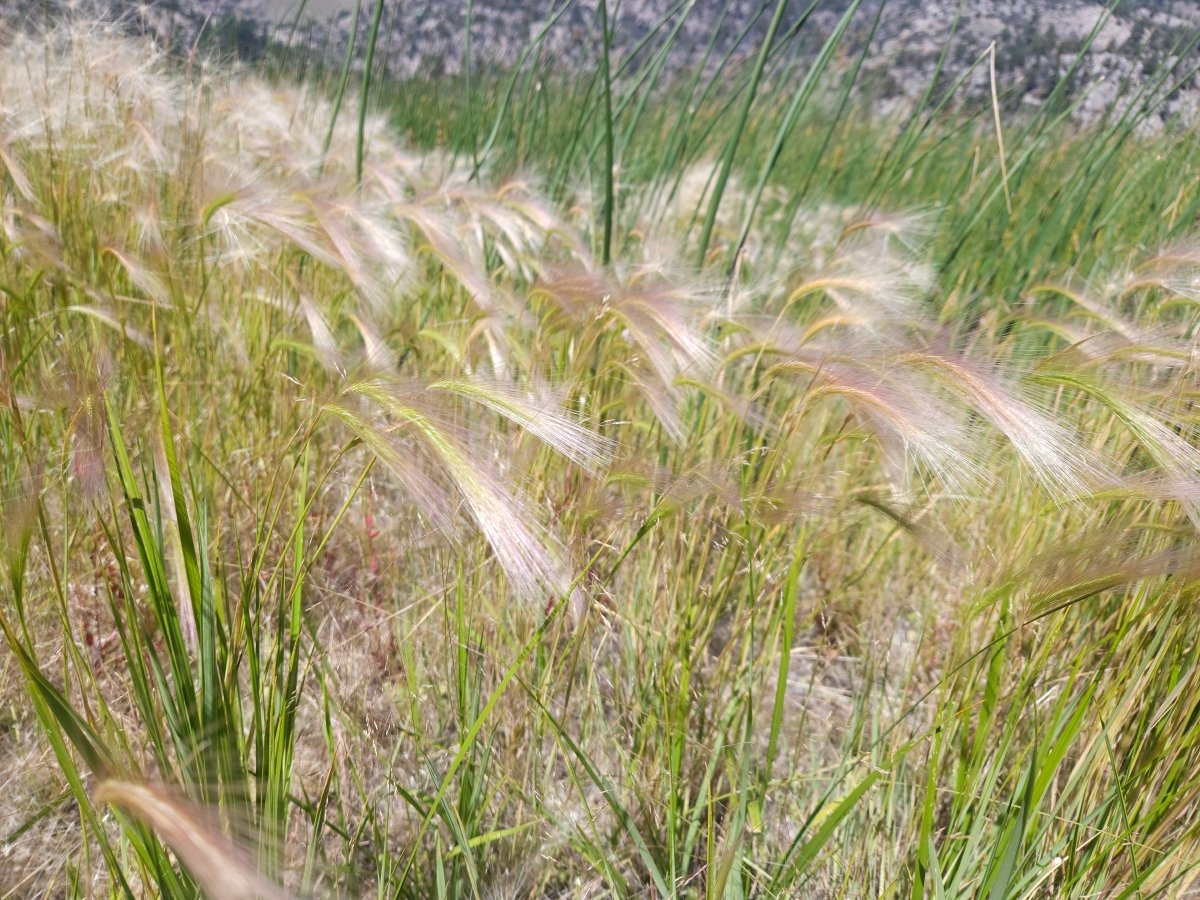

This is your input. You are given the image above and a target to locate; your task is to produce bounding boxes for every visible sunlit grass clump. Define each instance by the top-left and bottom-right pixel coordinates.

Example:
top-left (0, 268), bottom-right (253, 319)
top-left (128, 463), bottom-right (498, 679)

top-left (2, 19), bottom-right (1200, 899)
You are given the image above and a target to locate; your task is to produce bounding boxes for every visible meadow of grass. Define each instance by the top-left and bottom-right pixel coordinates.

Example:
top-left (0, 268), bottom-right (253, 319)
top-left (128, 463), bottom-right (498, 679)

top-left (2, 7), bottom-right (1200, 898)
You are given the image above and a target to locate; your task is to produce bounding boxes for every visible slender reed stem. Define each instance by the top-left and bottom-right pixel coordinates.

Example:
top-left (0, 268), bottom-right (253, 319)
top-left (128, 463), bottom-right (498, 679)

top-left (356, 0), bottom-right (387, 185)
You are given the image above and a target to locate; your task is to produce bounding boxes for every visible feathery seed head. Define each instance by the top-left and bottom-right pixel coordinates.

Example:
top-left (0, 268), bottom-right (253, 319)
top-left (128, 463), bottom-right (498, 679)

top-left (96, 779), bottom-right (288, 900)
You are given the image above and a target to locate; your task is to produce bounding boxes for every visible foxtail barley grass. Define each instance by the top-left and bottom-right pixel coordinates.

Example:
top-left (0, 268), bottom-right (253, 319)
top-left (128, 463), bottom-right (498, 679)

top-left (95, 779), bottom-right (288, 900)
top-left (1, 11), bottom-right (1200, 898)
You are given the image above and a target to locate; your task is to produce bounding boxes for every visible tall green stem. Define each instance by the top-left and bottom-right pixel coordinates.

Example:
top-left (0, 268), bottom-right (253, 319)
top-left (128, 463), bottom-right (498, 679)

top-left (356, 0), bottom-right (387, 185)
top-left (695, 0), bottom-right (790, 268)
top-left (598, 0), bottom-right (616, 265)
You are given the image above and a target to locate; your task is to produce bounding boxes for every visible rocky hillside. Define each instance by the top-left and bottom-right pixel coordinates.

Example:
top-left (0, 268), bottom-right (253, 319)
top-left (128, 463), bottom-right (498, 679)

top-left (8, 0), bottom-right (1200, 124)
top-left (866, 0), bottom-right (1200, 124)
